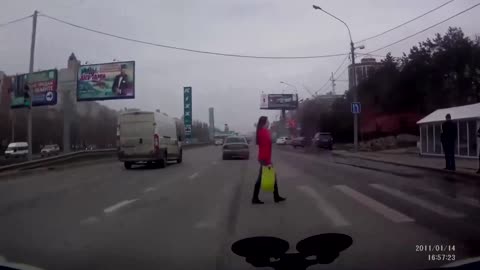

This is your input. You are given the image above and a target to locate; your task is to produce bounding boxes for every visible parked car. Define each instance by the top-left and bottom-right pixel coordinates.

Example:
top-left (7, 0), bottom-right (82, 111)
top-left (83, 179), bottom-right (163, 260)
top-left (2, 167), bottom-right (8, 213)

top-left (275, 136), bottom-right (291, 145)
top-left (41, 144), bottom-right (60, 157)
top-left (214, 138), bottom-right (224, 146)
top-left (222, 136), bottom-right (249, 160)
top-left (4, 142), bottom-right (29, 159)
top-left (313, 132), bottom-right (334, 150)
top-left (291, 137), bottom-right (307, 148)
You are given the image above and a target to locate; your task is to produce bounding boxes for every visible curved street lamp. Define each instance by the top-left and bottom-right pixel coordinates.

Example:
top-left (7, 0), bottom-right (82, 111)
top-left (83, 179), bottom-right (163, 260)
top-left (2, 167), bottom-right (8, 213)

top-left (312, 4), bottom-right (364, 151)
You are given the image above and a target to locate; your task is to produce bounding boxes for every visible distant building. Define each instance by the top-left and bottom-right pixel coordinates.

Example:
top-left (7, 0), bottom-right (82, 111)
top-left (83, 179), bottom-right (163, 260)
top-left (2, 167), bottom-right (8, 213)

top-left (208, 107), bottom-right (215, 141)
top-left (348, 58), bottom-right (382, 89)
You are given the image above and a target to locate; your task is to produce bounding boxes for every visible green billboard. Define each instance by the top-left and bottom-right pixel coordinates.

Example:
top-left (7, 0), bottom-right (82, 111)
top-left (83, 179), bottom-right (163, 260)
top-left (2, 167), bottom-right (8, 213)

top-left (10, 69), bottom-right (58, 108)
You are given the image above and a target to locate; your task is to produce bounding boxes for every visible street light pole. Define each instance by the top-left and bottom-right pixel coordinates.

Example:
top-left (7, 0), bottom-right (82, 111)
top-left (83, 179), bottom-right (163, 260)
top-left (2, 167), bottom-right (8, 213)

top-left (350, 41), bottom-right (359, 152)
top-left (280, 81), bottom-right (298, 93)
top-left (27, 10), bottom-right (38, 160)
top-left (313, 5), bottom-right (361, 151)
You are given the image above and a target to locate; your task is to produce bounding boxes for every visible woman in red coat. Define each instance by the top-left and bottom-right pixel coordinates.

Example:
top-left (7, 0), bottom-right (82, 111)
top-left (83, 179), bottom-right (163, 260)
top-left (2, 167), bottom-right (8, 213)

top-left (252, 116), bottom-right (286, 204)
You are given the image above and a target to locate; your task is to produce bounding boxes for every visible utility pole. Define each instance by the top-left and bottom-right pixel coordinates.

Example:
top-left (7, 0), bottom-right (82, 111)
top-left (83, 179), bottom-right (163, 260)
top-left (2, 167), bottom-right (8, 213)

top-left (10, 111), bottom-right (15, 141)
top-left (330, 72), bottom-right (336, 95)
top-left (351, 41), bottom-right (358, 152)
top-left (27, 10), bottom-right (38, 160)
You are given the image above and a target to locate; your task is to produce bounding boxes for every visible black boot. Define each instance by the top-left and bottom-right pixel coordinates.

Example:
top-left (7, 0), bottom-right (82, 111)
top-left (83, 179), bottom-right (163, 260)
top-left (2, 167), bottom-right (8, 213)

top-left (252, 176), bottom-right (263, 204)
top-left (273, 180), bottom-right (286, 203)
top-left (252, 198), bottom-right (264, 204)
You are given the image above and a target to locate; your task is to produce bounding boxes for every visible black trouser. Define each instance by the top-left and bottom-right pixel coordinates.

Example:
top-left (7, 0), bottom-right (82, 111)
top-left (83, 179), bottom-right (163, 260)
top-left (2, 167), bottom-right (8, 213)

top-left (443, 143), bottom-right (456, 171)
top-left (252, 164), bottom-right (280, 200)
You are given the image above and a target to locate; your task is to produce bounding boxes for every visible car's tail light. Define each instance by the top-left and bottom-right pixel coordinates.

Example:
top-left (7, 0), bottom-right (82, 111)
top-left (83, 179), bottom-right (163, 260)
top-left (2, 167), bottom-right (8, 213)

top-left (154, 134), bottom-right (160, 152)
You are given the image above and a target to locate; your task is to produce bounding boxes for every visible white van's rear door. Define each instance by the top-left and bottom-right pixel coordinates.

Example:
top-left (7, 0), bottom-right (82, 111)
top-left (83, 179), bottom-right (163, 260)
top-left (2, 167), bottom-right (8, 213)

top-left (119, 112), bottom-right (155, 157)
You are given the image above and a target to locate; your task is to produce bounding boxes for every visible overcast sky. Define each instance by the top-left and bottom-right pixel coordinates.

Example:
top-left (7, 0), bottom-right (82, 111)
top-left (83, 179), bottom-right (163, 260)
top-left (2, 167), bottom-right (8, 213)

top-left (1, 0), bottom-right (479, 133)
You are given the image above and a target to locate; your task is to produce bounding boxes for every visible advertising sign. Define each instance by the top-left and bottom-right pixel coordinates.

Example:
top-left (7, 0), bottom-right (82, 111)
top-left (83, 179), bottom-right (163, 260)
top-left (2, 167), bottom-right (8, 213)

top-left (77, 61), bottom-right (135, 101)
top-left (10, 69), bottom-right (58, 108)
top-left (184, 87), bottom-right (192, 138)
top-left (259, 94), bottom-right (298, 110)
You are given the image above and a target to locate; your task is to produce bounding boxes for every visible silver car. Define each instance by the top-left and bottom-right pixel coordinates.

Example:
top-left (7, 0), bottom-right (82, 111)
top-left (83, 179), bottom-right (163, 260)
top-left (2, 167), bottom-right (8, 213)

top-left (41, 144), bottom-right (60, 157)
top-left (222, 136), bottom-right (250, 160)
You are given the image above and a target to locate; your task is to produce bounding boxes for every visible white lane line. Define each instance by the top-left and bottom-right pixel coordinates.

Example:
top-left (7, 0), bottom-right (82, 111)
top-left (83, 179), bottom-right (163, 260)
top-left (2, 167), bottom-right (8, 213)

top-left (297, 185), bottom-right (350, 227)
top-left (194, 205), bottom-right (221, 229)
top-left (143, 187), bottom-right (157, 193)
top-left (334, 185), bottom-right (414, 223)
top-left (370, 184), bottom-right (465, 218)
top-left (103, 199), bottom-right (138, 214)
top-left (80, 216), bottom-right (99, 225)
top-left (188, 172), bottom-right (199, 180)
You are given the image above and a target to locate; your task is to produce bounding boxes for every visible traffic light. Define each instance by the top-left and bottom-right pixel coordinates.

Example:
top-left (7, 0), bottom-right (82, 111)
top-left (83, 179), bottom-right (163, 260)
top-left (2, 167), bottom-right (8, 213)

top-left (23, 85), bottom-right (31, 107)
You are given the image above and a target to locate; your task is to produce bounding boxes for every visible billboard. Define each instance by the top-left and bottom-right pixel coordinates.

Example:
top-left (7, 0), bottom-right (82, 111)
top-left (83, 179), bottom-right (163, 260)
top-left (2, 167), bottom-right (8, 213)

top-left (183, 87), bottom-right (192, 138)
top-left (10, 69), bottom-right (58, 108)
top-left (77, 61), bottom-right (135, 101)
top-left (260, 93), bottom-right (298, 110)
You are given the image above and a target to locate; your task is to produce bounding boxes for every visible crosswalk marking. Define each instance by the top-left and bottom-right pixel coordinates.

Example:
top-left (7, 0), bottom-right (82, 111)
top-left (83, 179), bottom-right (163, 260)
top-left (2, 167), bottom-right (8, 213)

top-left (334, 185), bottom-right (414, 223)
top-left (370, 184), bottom-right (465, 219)
top-left (297, 185), bottom-right (350, 227)
top-left (413, 186), bottom-right (480, 209)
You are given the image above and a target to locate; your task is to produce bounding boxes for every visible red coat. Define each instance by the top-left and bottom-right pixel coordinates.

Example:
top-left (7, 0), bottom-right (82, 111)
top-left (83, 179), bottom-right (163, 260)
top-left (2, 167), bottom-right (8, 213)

top-left (257, 128), bottom-right (272, 165)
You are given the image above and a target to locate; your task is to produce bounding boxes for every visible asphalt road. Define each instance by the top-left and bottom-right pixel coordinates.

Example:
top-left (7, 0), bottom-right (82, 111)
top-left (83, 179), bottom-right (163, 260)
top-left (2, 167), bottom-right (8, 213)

top-left (1, 145), bottom-right (480, 270)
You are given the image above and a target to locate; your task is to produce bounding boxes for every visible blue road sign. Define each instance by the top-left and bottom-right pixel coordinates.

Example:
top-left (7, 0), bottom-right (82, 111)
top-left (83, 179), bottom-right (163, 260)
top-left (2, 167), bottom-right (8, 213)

top-left (351, 102), bottom-right (361, 114)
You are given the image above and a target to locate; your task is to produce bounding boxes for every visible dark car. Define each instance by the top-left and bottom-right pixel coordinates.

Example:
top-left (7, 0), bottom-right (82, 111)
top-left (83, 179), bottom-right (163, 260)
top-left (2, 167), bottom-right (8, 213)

top-left (291, 137), bottom-right (307, 148)
top-left (222, 136), bottom-right (250, 160)
top-left (313, 132), bottom-right (333, 150)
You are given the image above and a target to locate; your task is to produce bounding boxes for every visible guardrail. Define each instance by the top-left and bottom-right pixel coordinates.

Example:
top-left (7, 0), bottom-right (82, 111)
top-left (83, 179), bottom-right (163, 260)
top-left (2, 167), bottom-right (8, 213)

top-left (0, 142), bottom-right (210, 173)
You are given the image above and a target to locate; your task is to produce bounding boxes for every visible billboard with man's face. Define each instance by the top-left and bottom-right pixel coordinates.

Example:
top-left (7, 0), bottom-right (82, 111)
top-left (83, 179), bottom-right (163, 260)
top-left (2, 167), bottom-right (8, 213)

top-left (77, 61), bottom-right (135, 101)
top-left (260, 94), bottom-right (298, 110)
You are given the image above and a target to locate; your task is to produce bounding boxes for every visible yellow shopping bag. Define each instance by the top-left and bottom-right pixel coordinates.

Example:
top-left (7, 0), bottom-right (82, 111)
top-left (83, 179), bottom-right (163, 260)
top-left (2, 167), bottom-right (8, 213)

top-left (261, 166), bottom-right (275, 192)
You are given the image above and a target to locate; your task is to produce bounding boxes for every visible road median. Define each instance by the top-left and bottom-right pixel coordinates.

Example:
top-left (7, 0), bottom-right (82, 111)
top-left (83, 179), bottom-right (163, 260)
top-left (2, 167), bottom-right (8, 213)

top-left (0, 143), bottom-right (210, 175)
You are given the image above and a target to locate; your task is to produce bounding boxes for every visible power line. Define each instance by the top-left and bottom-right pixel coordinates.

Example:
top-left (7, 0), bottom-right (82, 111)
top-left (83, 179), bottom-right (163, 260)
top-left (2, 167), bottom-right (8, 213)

top-left (0, 14), bottom-right (32, 28)
top-left (39, 13), bottom-right (348, 60)
top-left (356, 0), bottom-right (456, 44)
top-left (314, 55), bottom-right (348, 95)
top-left (333, 55), bottom-right (348, 77)
top-left (366, 2), bottom-right (480, 54)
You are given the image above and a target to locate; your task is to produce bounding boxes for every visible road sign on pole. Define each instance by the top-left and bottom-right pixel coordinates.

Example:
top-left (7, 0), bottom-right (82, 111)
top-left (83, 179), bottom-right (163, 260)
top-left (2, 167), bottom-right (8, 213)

top-left (183, 87), bottom-right (192, 139)
top-left (351, 102), bottom-right (361, 114)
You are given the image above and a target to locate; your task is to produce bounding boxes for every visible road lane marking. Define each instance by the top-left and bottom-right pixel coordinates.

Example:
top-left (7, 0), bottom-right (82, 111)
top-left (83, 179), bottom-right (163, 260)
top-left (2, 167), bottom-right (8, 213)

top-left (188, 172), bottom-right (199, 180)
top-left (413, 186), bottom-right (480, 209)
top-left (103, 199), bottom-right (138, 214)
top-left (370, 184), bottom-right (465, 218)
top-left (80, 216), bottom-right (99, 225)
top-left (297, 185), bottom-right (350, 227)
top-left (334, 185), bottom-right (414, 223)
top-left (143, 187), bottom-right (156, 193)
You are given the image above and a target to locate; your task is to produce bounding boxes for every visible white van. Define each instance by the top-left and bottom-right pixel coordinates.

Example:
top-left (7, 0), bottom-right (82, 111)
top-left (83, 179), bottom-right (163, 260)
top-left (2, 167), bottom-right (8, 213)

top-left (118, 110), bottom-right (183, 169)
top-left (4, 142), bottom-right (29, 159)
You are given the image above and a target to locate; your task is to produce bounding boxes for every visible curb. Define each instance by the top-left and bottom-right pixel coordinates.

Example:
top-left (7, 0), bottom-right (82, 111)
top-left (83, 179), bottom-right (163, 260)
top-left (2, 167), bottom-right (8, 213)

top-left (332, 151), bottom-right (479, 180)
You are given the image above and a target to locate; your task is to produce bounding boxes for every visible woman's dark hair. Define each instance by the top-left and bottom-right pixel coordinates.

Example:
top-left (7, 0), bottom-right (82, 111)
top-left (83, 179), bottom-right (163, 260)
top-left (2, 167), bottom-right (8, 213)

top-left (256, 116), bottom-right (268, 145)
